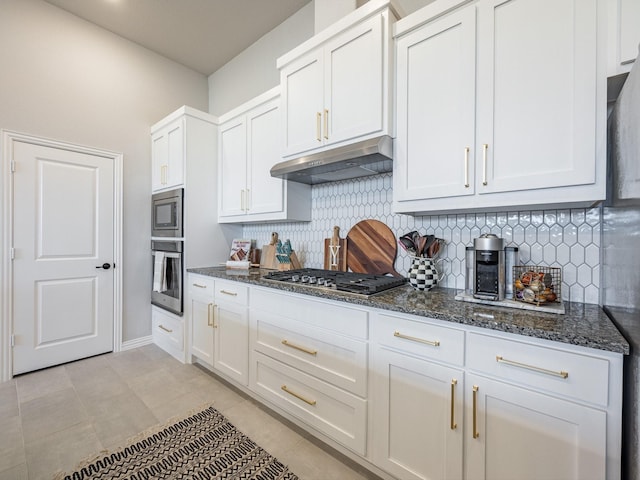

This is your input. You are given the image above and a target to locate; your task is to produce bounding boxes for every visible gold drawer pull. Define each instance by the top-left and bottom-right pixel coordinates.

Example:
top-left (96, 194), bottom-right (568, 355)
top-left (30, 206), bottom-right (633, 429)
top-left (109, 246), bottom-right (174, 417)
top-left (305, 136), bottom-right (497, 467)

top-left (192, 283), bottom-right (207, 289)
top-left (496, 355), bottom-right (569, 379)
top-left (472, 385), bottom-right (479, 439)
top-left (281, 385), bottom-right (316, 406)
top-left (394, 330), bottom-right (440, 347)
top-left (158, 324), bottom-right (172, 333)
top-left (219, 289), bottom-right (238, 296)
top-left (450, 379), bottom-right (458, 430)
top-left (281, 339), bottom-right (317, 356)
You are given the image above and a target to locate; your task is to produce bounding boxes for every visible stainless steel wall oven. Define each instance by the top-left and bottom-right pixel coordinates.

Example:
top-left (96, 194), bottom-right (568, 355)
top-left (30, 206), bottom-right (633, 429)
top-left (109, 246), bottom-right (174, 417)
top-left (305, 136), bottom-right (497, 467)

top-left (151, 240), bottom-right (183, 315)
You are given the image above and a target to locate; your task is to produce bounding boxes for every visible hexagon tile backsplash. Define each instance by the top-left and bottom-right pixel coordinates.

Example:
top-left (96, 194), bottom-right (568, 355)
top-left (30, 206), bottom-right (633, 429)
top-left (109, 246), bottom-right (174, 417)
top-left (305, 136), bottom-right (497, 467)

top-left (243, 173), bottom-right (601, 305)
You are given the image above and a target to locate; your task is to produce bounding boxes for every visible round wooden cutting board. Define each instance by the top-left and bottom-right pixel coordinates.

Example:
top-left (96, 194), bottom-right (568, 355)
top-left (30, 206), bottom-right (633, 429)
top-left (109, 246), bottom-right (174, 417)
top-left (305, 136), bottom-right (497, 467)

top-left (346, 219), bottom-right (402, 277)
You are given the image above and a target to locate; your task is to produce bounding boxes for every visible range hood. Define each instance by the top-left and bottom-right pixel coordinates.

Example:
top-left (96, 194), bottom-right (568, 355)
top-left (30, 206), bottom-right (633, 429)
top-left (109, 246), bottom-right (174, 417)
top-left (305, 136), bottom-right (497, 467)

top-left (270, 135), bottom-right (393, 185)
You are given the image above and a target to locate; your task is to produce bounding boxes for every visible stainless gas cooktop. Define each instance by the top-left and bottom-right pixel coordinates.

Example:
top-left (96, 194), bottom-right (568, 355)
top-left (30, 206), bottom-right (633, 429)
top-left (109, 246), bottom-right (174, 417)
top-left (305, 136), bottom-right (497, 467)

top-left (263, 268), bottom-right (406, 297)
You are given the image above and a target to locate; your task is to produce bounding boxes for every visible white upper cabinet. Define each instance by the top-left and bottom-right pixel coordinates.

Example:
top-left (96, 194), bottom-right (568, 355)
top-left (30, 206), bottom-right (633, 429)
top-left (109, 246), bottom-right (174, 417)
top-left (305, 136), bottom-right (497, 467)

top-left (278, 0), bottom-right (398, 159)
top-left (608, 0), bottom-right (640, 76)
top-left (151, 117), bottom-right (184, 192)
top-left (394, 6), bottom-right (477, 203)
top-left (393, 0), bottom-right (607, 214)
top-left (218, 88), bottom-right (311, 223)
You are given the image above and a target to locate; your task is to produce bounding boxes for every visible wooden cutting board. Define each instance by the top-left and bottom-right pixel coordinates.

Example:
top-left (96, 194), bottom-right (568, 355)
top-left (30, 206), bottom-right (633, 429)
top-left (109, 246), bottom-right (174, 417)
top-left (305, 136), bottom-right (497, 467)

top-left (346, 219), bottom-right (402, 277)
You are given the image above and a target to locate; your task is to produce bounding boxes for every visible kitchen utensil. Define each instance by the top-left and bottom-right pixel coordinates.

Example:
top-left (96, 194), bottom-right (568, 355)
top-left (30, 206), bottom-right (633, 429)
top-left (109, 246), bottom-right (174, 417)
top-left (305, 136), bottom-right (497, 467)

top-left (346, 219), bottom-right (402, 277)
top-left (398, 231), bottom-right (418, 256)
top-left (324, 226), bottom-right (347, 271)
top-left (416, 236), bottom-right (427, 257)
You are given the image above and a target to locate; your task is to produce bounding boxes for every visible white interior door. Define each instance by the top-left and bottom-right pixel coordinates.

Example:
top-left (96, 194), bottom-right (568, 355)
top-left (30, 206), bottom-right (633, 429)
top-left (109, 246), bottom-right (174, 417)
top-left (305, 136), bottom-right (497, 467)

top-left (12, 140), bottom-right (115, 375)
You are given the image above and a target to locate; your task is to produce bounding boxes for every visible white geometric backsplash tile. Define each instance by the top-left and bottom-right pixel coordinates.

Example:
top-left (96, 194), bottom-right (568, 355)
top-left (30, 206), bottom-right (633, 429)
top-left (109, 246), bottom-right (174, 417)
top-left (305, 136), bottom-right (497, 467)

top-left (243, 173), bottom-right (601, 305)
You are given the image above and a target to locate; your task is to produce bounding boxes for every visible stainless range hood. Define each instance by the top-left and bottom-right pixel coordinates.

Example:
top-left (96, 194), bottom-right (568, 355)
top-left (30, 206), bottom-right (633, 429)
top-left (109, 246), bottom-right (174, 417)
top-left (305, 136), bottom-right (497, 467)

top-left (270, 135), bottom-right (393, 185)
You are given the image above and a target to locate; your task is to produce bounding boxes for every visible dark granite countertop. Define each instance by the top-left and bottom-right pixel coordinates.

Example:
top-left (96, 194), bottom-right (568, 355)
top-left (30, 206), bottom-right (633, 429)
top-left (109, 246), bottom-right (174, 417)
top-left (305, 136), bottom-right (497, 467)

top-left (188, 266), bottom-right (630, 355)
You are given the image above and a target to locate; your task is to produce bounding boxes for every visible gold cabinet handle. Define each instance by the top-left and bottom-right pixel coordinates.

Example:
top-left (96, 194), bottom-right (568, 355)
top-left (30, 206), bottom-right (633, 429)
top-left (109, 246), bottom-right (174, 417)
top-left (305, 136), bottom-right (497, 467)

top-left (472, 385), bottom-right (479, 439)
top-left (240, 189), bottom-right (245, 211)
top-left (464, 147), bottom-right (470, 188)
top-left (316, 112), bottom-right (322, 141)
top-left (207, 303), bottom-right (215, 327)
top-left (394, 330), bottom-right (440, 347)
top-left (482, 144), bottom-right (488, 186)
top-left (219, 289), bottom-right (238, 296)
top-left (450, 379), bottom-right (458, 430)
top-left (281, 339), bottom-right (317, 356)
top-left (323, 109), bottom-right (329, 140)
top-left (246, 188), bottom-right (250, 212)
top-left (192, 283), bottom-right (207, 289)
top-left (158, 324), bottom-right (172, 333)
top-left (496, 356), bottom-right (569, 379)
top-left (281, 385), bottom-right (316, 406)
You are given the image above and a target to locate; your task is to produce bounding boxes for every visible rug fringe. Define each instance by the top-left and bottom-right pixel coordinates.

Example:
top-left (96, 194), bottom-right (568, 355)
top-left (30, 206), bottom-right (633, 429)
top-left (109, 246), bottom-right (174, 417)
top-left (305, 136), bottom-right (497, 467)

top-left (53, 402), bottom-right (216, 479)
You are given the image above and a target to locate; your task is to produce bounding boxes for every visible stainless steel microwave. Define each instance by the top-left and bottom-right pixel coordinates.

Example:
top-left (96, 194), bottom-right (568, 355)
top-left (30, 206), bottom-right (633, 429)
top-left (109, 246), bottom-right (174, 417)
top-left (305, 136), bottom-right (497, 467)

top-left (152, 188), bottom-right (183, 238)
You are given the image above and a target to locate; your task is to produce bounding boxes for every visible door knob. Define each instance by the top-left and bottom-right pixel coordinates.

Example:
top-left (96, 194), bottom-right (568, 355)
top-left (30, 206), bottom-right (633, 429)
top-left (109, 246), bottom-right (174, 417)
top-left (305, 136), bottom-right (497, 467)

top-left (96, 263), bottom-right (111, 270)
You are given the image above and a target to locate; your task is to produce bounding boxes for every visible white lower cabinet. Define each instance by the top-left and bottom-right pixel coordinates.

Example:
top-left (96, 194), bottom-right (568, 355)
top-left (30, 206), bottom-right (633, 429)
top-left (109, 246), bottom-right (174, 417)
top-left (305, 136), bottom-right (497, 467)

top-left (465, 373), bottom-right (606, 480)
top-left (371, 313), bottom-right (465, 480)
top-left (184, 280), bottom-right (622, 480)
top-left (213, 281), bottom-right (249, 385)
top-left (188, 275), bottom-right (215, 366)
top-left (249, 286), bottom-right (369, 455)
top-left (371, 312), bottom-right (622, 480)
top-left (152, 305), bottom-right (184, 362)
top-left (187, 275), bottom-right (249, 385)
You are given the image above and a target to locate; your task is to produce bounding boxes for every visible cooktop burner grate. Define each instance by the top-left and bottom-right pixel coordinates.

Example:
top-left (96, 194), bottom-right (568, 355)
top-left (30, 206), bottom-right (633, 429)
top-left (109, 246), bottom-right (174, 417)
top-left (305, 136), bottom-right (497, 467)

top-left (263, 269), bottom-right (406, 296)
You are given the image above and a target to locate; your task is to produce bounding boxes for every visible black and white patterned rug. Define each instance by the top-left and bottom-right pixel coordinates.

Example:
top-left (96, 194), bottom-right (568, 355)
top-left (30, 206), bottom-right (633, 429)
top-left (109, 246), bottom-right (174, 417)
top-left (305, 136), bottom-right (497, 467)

top-left (55, 405), bottom-right (299, 479)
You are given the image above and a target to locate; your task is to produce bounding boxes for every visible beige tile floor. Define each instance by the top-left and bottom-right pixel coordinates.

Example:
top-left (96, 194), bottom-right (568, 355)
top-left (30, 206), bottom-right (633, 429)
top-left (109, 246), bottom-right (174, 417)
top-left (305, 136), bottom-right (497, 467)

top-left (0, 344), bottom-right (381, 480)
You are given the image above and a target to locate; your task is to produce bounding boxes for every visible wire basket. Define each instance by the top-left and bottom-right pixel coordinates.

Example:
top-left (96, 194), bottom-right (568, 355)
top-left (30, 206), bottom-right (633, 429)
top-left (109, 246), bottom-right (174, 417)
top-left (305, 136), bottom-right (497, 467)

top-left (512, 265), bottom-right (561, 305)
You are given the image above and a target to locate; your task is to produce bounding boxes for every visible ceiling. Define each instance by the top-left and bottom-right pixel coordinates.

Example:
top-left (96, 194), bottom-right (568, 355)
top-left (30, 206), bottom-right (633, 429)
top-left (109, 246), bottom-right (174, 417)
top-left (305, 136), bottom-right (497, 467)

top-left (43, 0), bottom-right (312, 76)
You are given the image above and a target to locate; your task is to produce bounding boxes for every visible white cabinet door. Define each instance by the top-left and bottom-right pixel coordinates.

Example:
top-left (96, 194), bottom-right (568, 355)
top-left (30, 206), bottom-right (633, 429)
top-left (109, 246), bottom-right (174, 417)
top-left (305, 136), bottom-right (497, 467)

top-left (394, 7), bottom-right (476, 202)
top-left (281, 49), bottom-right (324, 157)
top-left (246, 97), bottom-right (284, 216)
top-left (324, 14), bottom-right (384, 146)
top-left (465, 374), bottom-right (607, 480)
top-left (189, 293), bottom-right (214, 366)
top-left (476, 0), bottom-right (598, 195)
top-left (279, 7), bottom-right (393, 159)
top-left (372, 346), bottom-right (464, 480)
top-left (218, 116), bottom-right (247, 218)
top-left (151, 119), bottom-right (184, 192)
top-left (609, 0), bottom-right (640, 75)
top-left (213, 282), bottom-right (249, 386)
top-left (619, 0), bottom-right (640, 67)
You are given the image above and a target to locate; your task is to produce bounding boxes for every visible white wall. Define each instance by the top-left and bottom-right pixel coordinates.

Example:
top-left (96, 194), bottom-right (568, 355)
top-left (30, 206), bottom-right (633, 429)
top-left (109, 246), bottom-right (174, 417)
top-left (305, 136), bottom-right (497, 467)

top-left (208, 3), bottom-right (314, 116)
top-left (0, 0), bottom-right (209, 342)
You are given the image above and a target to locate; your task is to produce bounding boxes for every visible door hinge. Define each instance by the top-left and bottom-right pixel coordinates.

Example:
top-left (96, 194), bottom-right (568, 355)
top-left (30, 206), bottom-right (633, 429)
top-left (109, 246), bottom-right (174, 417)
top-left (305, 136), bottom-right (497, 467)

top-left (10, 247), bottom-right (14, 260)
top-left (10, 334), bottom-right (15, 347)
top-left (10, 160), bottom-right (15, 173)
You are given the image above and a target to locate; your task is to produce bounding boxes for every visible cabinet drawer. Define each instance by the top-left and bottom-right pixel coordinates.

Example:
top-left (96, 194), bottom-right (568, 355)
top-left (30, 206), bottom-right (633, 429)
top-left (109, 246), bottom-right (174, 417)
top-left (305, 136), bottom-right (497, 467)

top-left (215, 280), bottom-right (249, 306)
top-left (152, 307), bottom-right (184, 359)
top-left (253, 310), bottom-right (367, 397)
top-left (373, 312), bottom-right (465, 366)
top-left (251, 351), bottom-right (367, 455)
top-left (466, 332), bottom-right (610, 406)
top-left (252, 287), bottom-right (368, 339)
top-left (188, 274), bottom-right (215, 297)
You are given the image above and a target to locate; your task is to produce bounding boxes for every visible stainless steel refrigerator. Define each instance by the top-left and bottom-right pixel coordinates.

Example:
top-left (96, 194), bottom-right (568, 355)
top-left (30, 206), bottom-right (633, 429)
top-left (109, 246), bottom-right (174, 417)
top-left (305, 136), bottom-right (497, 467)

top-left (603, 51), bottom-right (640, 480)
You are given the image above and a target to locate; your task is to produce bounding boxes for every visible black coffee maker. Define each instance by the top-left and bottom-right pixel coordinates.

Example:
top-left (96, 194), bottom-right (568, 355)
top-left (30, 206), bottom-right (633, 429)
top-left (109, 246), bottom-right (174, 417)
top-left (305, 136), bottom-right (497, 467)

top-left (473, 233), bottom-right (505, 301)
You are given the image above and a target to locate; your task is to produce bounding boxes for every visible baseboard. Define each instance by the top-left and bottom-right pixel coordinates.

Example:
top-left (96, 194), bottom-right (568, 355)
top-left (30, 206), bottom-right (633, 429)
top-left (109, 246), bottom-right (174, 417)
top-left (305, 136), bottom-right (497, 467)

top-left (120, 335), bottom-right (153, 351)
